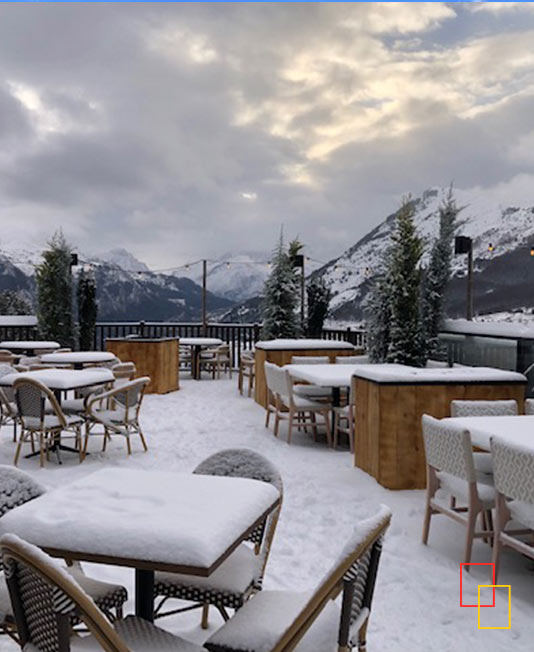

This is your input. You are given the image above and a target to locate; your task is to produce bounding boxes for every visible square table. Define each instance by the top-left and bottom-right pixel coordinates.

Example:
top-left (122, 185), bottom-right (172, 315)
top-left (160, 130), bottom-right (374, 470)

top-left (0, 341), bottom-right (60, 357)
top-left (179, 338), bottom-right (223, 380)
top-left (444, 415), bottom-right (534, 452)
top-left (286, 364), bottom-right (361, 430)
top-left (0, 468), bottom-right (281, 622)
top-left (0, 368), bottom-right (114, 398)
top-left (40, 351), bottom-right (116, 370)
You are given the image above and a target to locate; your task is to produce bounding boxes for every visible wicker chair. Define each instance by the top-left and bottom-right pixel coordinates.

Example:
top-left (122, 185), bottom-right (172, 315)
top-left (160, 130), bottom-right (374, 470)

top-left (238, 350), bottom-right (255, 398)
top-left (0, 350), bottom-right (14, 365)
top-left (265, 362), bottom-right (331, 445)
top-left (490, 437), bottom-right (534, 580)
top-left (13, 377), bottom-right (84, 467)
top-left (0, 467), bottom-right (128, 642)
top-left (450, 400), bottom-right (518, 476)
top-left (84, 377), bottom-right (150, 457)
top-left (524, 398), bottom-right (534, 415)
top-left (112, 362), bottom-right (136, 381)
top-left (154, 449), bottom-right (283, 629)
top-left (422, 415), bottom-right (495, 564)
top-left (0, 364), bottom-right (18, 441)
top-left (205, 506), bottom-right (391, 652)
top-left (0, 533), bottom-right (205, 652)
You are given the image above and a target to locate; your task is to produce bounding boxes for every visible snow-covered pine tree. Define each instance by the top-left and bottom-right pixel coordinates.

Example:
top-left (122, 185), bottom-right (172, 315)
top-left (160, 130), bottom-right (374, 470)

top-left (365, 272), bottom-right (393, 362)
top-left (35, 230), bottom-right (75, 347)
top-left (77, 267), bottom-right (98, 350)
top-left (0, 290), bottom-right (32, 315)
top-left (421, 188), bottom-right (460, 359)
top-left (261, 233), bottom-right (300, 340)
top-left (306, 278), bottom-right (331, 337)
top-left (386, 198), bottom-right (425, 367)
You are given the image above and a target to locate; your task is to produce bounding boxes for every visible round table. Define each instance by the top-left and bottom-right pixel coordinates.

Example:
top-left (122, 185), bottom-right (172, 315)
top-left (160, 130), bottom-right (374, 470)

top-left (179, 338), bottom-right (223, 380)
top-left (40, 351), bottom-right (117, 370)
top-left (0, 341), bottom-right (60, 357)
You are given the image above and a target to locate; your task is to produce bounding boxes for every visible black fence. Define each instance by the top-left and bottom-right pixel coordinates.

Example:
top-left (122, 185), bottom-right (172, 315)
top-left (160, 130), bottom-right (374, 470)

top-left (94, 322), bottom-right (367, 366)
top-left (0, 321), bottom-right (367, 368)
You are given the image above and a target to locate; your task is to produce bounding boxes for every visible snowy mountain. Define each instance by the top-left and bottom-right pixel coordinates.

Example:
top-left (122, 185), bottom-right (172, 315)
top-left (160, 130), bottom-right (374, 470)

top-left (0, 242), bottom-right (233, 321)
top-left (92, 248), bottom-right (150, 273)
top-left (313, 186), bottom-right (534, 321)
top-left (175, 252), bottom-right (270, 302)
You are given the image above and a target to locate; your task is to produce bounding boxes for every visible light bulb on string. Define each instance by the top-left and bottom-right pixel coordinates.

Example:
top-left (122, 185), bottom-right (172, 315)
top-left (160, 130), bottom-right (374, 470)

top-left (530, 247), bottom-right (534, 257)
top-left (226, 262), bottom-right (231, 269)
top-left (488, 243), bottom-right (494, 252)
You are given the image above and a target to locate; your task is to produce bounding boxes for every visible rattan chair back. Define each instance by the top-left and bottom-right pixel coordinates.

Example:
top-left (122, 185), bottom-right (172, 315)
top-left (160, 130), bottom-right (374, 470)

top-left (0, 534), bottom-right (129, 652)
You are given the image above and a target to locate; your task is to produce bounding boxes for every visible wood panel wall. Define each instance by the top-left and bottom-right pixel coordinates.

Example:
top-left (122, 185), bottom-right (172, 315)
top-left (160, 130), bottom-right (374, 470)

top-left (106, 339), bottom-right (179, 394)
top-left (354, 379), bottom-right (526, 490)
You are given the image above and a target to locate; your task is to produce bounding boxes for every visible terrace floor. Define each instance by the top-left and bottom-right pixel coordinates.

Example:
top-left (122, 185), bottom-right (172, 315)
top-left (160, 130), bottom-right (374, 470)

top-left (0, 377), bottom-right (531, 651)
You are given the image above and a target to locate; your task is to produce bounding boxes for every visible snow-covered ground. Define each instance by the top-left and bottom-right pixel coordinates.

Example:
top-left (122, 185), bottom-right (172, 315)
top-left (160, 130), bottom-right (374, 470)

top-left (0, 378), bottom-right (531, 651)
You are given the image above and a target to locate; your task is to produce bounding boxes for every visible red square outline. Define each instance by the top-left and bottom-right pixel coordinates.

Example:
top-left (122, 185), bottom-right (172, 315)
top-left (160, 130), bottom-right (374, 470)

top-left (460, 563), bottom-right (496, 607)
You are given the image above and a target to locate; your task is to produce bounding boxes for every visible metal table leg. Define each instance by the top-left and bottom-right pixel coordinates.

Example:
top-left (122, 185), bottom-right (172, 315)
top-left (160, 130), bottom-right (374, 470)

top-left (331, 386), bottom-right (341, 434)
top-left (135, 568), bottom-right (155, 622)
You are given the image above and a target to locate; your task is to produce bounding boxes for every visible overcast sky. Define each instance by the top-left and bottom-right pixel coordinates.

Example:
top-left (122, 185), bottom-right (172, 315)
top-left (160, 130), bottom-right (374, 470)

top-left (1, 2), bottom-right (534, 269)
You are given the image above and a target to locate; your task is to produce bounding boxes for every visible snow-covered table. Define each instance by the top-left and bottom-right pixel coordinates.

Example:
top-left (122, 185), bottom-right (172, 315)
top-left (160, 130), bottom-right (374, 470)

top-left (40, 351), bottom-right (116, 370)
top-left (0, 340), bottom-right (60, 356)
top-left (0, 368), bottom-right (114, 393)
top-left (352, 364), bottom-right (526, 490)
top-left (255, 339), bottom-right (357, 408)
top-left (179, 337), bottom-right (223, 380)
top-left (444, 415), bottom-right (534, 452)
top-left (0, 468), bottom-right (281, 622)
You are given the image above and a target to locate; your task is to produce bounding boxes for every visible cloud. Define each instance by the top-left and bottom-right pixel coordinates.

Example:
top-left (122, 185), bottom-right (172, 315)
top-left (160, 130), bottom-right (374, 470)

top-left (0, 3), bottom-right (532, 270)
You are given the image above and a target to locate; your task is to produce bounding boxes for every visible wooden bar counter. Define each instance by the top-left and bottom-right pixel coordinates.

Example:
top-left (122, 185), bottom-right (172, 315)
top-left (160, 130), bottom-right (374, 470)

top-left (254, 339), bottom-right (358, 408)
top-left (106, 337), bottom-right (179, 394)
top-left (353, 364), bottom-right (526, 490)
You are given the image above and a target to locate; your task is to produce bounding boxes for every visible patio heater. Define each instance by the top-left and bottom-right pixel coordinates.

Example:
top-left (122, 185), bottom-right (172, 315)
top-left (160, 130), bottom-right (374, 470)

top-left (454, 235), bottom-right (473, 321)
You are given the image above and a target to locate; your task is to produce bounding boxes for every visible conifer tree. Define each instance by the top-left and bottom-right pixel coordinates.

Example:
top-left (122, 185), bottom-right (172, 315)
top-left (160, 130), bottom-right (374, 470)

top-left (0, 290), bottom-right (32, 315)
top-left (421, 188), bottom-right (460, 358)
top-left (35, 231), bottom-right (75, 347)
top-left (306, 278), bottom-right (331, 337)
top-left (77, 267), bottom-right (98, 350)
top-left (261, 233), bottom-right (300, 340)
top-left (386, 198), bottom-right (424, 366)
top-left (366, 272), bottom-right (393, 362)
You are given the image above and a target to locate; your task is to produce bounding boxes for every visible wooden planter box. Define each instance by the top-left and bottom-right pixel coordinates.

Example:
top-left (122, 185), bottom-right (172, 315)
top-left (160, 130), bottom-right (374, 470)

top-left (353, 365), bottom-right (526, 490)
top-left (254, 339), bottom-right (359, 408)
top-left (106, 337), bottom-right (179, 394)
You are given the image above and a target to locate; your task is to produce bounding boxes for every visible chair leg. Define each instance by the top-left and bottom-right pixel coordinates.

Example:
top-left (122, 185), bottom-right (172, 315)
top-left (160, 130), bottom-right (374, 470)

top-left (274, 411), bottom-right (280, 438)
top-left (201, 603), bottom-right (209, 630)
top-left (348, 411), bottom-right (355, 454)
top-left (323, 411), bottom-right (332, 447)
top-left (333, 412), bottom-right (339, 449)
top-left (422, 467), bottom-right (439, 545)
top-left (464, 507), bottom-right (478, 565)
top-left (287, 410), bottom-right (294, 445)
top-left (39, 434), bottom-right (45, 468)
top-left (13, 431), bottom-right (25, 466)
top-left (310, 412), bottom-right (318, 440)
top-left (265, 406), bottom-right (271, 428)
top-left (139, 429), bottom-right (148, 452)
top-left (247, 373), bottom-right (253, 398)
top-left (238, 368), bottom-right (243, 395)
top-left (126, 435), bottom-right (132, 455)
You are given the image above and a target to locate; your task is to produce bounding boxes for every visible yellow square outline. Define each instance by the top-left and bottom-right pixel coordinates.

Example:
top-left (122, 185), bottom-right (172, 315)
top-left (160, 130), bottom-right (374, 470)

top-left (477, 585), bottom-right (511, 630)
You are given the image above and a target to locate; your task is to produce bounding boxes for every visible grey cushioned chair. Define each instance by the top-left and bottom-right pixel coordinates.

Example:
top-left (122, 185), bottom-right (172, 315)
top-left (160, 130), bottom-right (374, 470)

top-left (153, 449), bottom-right (283, 630)
top-left (491, 437), bottom-right (534, 580)
top-left (422, 415), bottom-right (495, 564)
